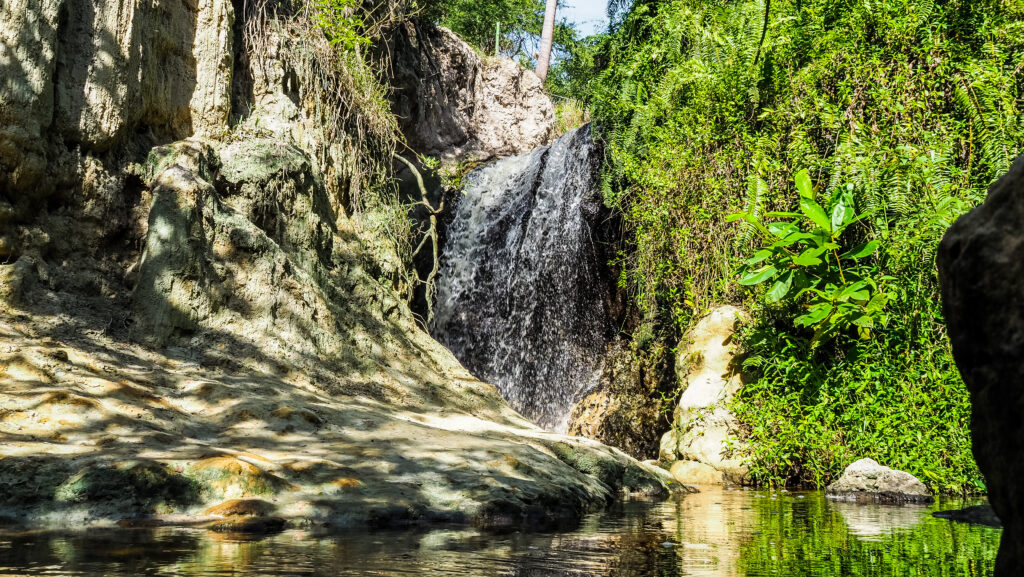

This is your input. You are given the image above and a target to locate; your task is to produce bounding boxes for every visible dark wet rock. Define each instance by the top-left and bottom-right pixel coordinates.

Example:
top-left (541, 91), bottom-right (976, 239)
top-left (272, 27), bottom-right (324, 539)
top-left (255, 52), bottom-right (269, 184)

top-left (206, 515), bottom-right (287, 535)
top-left (938, 155), bottom-right (1024, 574)
top-left (203, 499), bottom-right (277, 517)
top-left (54, 461), bottom-right (199, 510)
top-left (933, 505), bottom-right (1002, 528)
top-left (825, 459), bottom-right (933, 504)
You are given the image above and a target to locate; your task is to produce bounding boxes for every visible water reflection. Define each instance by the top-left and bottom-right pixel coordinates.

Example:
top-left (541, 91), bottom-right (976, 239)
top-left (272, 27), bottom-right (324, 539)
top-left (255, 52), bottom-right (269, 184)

top-left (829, 499), bottom-right (927, 540)
top-left (0, 490), bottom-right (999, 577)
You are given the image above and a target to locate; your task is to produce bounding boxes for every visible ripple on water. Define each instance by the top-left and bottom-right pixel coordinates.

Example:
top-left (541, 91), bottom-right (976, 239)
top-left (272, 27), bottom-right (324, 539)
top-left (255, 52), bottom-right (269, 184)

top-left (0, 489), bottom-right (1000, 577)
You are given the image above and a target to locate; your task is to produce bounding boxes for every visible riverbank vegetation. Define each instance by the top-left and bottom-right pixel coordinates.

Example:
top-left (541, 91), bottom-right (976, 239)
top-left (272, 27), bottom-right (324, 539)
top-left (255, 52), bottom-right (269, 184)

top-left (556, 0), bottom-right (1024, 492)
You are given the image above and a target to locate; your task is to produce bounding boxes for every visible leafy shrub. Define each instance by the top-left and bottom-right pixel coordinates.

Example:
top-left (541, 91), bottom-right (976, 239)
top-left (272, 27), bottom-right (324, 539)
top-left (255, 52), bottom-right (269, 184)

top-left (566, 0), bottom-right (1024, 492)
top-left (731, 170), bottom-right (889, 345)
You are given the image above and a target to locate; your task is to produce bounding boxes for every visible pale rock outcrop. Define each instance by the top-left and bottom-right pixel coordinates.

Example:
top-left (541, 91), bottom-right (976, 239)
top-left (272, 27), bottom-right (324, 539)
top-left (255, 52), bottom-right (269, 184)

top-left (669, 460), bottom-right (723, 485)
top-left (0, 135), bottom-right (671, 529)
top-left (387, 22), bottom-right (554, 163)
top-left (51, 0), bottom-right (233, 149)
top-left (938, 154), bottom-right (1024, 574)
top-left (659, 306), bottom-right (749, 484)
top-left (0, 0), bottom-right (233, 222)
top-left (0, 0), bottom-right (63, 195)
top-left (825, 458), bottom-right (933, 504)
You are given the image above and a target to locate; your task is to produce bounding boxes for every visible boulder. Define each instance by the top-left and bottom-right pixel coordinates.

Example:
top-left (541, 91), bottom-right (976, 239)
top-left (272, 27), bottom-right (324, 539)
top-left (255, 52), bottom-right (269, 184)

top-left (826, 458), bottom-right (933, 504)
top-left (566, 344), bottom-right (670, 459)
top-left (386, 21), bottom-right (554, 163)
top-left (659, 306), bottom-right (749, 483)
top-left (938, 154), bottom-right (1024, 573)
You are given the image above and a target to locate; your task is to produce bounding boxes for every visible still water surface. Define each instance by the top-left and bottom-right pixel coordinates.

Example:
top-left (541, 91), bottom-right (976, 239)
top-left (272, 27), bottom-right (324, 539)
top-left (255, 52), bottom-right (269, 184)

top-left (0, 489), bottom-right (1000, 576)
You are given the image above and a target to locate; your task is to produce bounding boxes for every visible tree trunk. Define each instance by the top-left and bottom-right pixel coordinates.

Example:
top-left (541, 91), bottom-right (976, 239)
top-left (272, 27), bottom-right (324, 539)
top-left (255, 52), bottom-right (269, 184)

top-left (535, 0), bottom-right (557, 82)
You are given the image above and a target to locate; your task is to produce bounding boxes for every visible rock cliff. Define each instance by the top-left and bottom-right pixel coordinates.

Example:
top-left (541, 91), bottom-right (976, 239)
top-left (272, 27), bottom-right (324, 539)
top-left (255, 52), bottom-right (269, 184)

top-left (0, 1), bottom-right (668, 529)
top-left (938, 154), bottom-right (1024, 574)
top-left (385, 21), bottom-right (554, 163)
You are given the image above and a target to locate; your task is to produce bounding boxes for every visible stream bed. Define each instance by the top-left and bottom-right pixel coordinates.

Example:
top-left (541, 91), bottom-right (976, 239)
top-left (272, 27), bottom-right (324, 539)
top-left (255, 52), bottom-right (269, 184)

top-left (0, 488), bottom-right (999, 576)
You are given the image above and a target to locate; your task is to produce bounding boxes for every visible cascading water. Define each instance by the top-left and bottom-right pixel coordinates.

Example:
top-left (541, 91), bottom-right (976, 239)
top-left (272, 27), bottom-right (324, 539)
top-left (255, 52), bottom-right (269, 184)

top-left (431, 125), bottom-right (612, 432)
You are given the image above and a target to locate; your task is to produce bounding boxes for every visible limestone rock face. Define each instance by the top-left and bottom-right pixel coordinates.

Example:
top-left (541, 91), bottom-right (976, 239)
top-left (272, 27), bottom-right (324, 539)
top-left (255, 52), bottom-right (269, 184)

top-left (387, 21), bottom-right (554, 162)
top-left (0, 0), bottom-right (233, 211)
top-left (659, 306), bottom-right (749, 484)
top-left (132, 136), bottom-right (415, 374)
top-left (0, 0), bottom-right (64, 195)
top-left (826, 458), bottom-right (933, 504)
top-left (938, 154), bottom-right (1024, 574)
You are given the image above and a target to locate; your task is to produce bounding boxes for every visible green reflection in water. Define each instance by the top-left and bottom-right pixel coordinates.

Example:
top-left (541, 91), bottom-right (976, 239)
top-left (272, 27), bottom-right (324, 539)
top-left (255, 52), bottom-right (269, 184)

top-left (0, 490), bottom-right (1000, 576)
top-left (736, 492), bottom-right (999, 577)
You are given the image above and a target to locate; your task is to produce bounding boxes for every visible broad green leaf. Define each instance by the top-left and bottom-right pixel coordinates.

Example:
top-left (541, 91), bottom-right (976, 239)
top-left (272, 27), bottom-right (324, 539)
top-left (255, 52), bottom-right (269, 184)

top-left (831, 200), bottom-right (854, 232)
top-left (793, 245), bottom-right (828, 267)
top-left (739, 266), bottom-right (777, 285)
top-left (795, 169), bottom-right (814, 199)
top-left (840, 240), bottom-right (880, 260)
top-left (847, 290), bottom-right (870, 302)
top-left (865, 292), bottom-right (889, 312)
top-left (799, 197), bottom-right (832, 232)
top-left (746, 249), bottom-right (773, 265)
top-left (773, 231), bottom-right (816, 248)
top-left (767, 221), bottom-right (798, 238)
top-left (767, 271), bottom-right (794, 302)
top-left (838, 281), bottom-right (869, 302)
top-left (764, 211), bottom-right (801, 218)
top-left (852, 313), bottom-right (875, 329)
top-left (792, 271), bottom-right (818, 297)
top-left (795, 303), bottom-right (832, 327)
top-left (793, 254), bottom-right (822, 267)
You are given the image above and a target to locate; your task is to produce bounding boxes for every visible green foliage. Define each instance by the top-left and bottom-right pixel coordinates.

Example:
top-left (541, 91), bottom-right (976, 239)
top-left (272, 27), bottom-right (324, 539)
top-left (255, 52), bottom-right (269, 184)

top-left (733, 326), bottom-right (983, 493)
top-left (730, 170), bottom-right (889, 345)
top-left (311, 0), bottom-right (368, 50)
top-left (579, 0), bottom-right (1024, 492)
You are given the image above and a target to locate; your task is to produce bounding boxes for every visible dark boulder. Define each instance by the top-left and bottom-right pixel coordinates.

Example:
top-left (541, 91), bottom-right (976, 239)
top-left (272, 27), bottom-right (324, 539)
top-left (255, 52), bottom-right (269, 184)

top-left (938, 155), bottom-right (1024, 574)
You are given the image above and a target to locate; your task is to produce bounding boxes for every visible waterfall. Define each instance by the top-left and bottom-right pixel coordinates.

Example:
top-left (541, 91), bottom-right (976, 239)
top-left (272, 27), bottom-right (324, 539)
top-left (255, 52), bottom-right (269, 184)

top-left (431, 125), bottom-right (612, 432)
